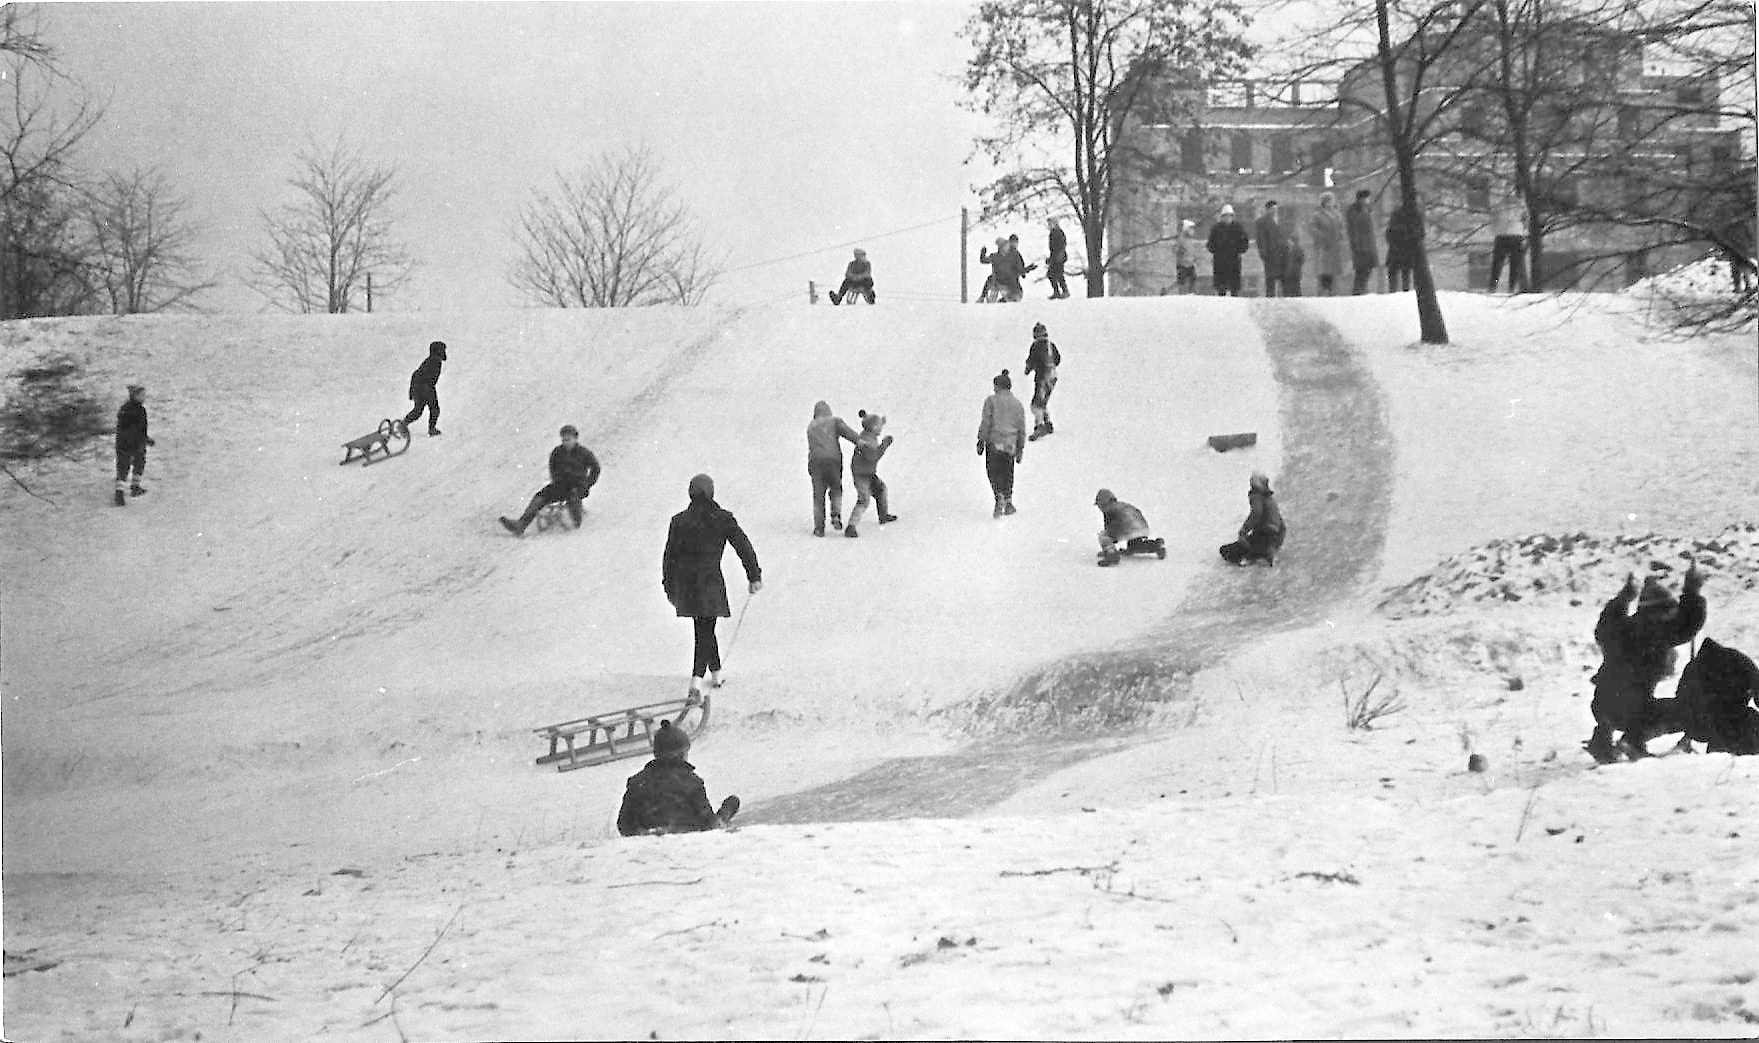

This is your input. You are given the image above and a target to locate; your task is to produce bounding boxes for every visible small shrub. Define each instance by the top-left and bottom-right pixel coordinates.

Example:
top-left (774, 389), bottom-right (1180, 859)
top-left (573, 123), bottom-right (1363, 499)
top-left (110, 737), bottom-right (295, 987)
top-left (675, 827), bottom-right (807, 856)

top-left (0, 353), bottom-right (109, 462)
top-left (1342, 673), bottom-right (1406, 730)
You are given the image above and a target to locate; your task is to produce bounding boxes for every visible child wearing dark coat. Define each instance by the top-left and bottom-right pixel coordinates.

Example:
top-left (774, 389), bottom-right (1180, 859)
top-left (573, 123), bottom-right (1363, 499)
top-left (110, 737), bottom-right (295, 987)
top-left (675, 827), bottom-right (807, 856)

top-left (617, 720), bottom-right (740, 836)
top-left (499, 425), bottom-right (602, 535)
top-left (1585, 567), bottom-right (1706, 762)
top-left (403, 340), bottom-right (447, 436)
top-left (113, 383), bottom-right (154, 506)
top-left (845, 410), bottom-right (896, 538)
top-left (1219, 472), bottom-right (1285, 566)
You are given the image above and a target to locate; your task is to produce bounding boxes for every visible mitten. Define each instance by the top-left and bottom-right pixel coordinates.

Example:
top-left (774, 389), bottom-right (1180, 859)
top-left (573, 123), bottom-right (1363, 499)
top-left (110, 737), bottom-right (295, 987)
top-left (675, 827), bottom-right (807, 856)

top-left (976, 440), bottom-right (985, 457)
top-left (147, 438), bottom-right (156, 447)
top-left (1619, 573), bottom-right (1638, 599)
top-left (1014, 449), bottom-right (1024, 464)
top-left (881, 435), bottom-right (893, 448)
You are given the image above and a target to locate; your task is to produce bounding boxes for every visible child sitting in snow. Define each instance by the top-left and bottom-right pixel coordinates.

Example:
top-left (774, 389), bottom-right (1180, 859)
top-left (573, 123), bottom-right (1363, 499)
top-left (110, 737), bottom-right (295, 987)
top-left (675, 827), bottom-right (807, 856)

top-left (1219, 471), bottom-right (1285, 566)
top-left (1094, 488), bottom-right (1164, 566)
top-left (844, 410), bottom-right (896, 538)
top-left (617, 720), bottom-right (740, 836)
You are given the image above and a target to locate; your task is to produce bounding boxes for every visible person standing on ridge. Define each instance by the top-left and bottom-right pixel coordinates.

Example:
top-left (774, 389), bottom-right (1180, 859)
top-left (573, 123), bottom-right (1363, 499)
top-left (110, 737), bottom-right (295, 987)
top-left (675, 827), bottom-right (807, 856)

top-left (112, 383), bottom-right (154, 507)
top-left (976, 369), bottom-right (1028, 517)
top-left (1254, 200), bottom-right (1290, 298)
top-left (1046, 217), bottom-right (1070, 299)
top-left (1308, 192), bottom-right (1347, 296)
top-left (1345, 189), bottom-right (1380, 295)
top-left (403, 340), bottom-right (447, 436)
top-left (662, 473), bottom-right (762, 704)
top-left (1207, 204), bottom-right (1249, 297)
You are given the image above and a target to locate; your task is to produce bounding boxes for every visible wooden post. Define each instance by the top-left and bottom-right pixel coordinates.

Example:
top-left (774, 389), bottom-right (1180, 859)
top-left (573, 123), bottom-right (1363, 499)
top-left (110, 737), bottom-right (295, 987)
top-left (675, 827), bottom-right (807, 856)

top-left (961, 207), bottom-right (969, 304)
top-left (366, 272), bottom-right (373, 313)
top-left (808, 280), bottom-right (819, 304)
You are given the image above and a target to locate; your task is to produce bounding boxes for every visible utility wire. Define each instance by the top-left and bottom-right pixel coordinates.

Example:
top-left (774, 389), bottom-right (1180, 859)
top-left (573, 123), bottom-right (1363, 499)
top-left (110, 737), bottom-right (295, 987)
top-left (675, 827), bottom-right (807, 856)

top-left (720, 213), bottom-right (963, 276)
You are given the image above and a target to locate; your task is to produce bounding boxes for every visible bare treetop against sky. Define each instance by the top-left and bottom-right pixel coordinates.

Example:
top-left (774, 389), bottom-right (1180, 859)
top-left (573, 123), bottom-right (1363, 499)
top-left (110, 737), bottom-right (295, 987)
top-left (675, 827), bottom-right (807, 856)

top-left (36, 1), bottom-right (996, 312)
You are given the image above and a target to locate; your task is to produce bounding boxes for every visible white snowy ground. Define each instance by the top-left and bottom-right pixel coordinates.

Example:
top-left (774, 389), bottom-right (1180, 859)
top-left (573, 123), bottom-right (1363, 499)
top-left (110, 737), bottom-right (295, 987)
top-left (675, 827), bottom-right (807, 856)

top-left (3, 291), bottom-right (1757, 1040)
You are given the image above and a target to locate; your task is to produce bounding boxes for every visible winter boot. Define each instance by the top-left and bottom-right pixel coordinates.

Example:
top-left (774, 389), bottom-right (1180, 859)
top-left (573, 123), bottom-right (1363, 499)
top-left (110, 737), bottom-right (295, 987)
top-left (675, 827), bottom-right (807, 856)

top-left (1098, 547), bottom-right (1122, 567)
top-left (1028, 423), bottom-right (1046, 442)
top-left (129, 483), bottom-right (147, 497)
top-left (708, 669), bottom-right (724, 689)
top-left (829, 289), bottom-right (843, 305)
top-left (498, 516), bottom-right (525, 536)
top-left (686, 676), bottom-right (705, 707)
top-left (567, 500), bottom-right (584, 528)
top-left (830, 510), bottom-right (843, 532)
top-left (993, 495), bottom-right (1005, 518)
top-left (1043, 418), bottom-right (1054, 435)
top-left (717, 795), bottom-right (741, 823)
top-left (1583, 726), bottom-right (1618, 765)
top-left (844, 525), bottom-right (859, 538)
top-left (812, 524), bottom-right (825, 537)
top-left (429, 427), bottom-right (442, 436)
top-left (113, 488), bottom-right (126, 507)
top-left (1002, 496), bottom-right (1017, 516)
top-left (878, 512), bottom-right (898, 524)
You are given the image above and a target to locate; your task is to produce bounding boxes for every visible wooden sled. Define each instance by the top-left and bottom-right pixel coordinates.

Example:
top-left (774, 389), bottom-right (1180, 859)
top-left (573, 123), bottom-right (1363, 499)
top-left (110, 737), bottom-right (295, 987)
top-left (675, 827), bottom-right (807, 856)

top-left (534, 693), bottom-right (711, 773)
top-left (1207, 431), bottom-right (1257, 452)
top-left (341, 418), bottom-right (411, 465)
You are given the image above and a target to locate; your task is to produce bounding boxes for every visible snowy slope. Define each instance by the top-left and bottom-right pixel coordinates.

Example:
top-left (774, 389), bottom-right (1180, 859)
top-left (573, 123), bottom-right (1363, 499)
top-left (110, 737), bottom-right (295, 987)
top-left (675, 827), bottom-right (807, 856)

top-left (4, 292), bottom-right (1758, 1040)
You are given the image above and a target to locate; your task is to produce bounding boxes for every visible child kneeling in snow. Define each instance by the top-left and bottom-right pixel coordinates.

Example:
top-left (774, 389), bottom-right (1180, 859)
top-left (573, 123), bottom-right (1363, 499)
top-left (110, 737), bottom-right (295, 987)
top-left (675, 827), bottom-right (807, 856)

top-left (1219, 471), bottom-right (1285, 566)
top-left (1094, 488), bottom-right (1164, 566)
top-left (617, 720), bottom-right (739, 836)
top-left (844, 410), bottom-right (896, 538)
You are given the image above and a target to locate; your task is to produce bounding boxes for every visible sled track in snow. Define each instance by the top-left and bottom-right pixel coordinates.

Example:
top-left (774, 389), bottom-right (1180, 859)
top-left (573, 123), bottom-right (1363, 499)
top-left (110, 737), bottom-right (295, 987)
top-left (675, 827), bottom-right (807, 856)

top-left (747, 301), bottom-right (1395, 825)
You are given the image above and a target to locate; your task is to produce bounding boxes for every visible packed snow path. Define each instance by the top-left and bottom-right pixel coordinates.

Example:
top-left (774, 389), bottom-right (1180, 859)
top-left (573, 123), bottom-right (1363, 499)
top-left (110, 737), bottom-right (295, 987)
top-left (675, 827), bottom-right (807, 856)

top-left (748, 302), bottom-right (1393, 825)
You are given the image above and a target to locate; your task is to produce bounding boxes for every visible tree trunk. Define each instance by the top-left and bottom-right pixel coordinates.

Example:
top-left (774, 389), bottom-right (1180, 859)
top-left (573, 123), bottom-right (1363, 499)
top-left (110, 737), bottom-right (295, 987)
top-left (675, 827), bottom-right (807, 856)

top-left (1377, 0), bottom-right (1449, 344)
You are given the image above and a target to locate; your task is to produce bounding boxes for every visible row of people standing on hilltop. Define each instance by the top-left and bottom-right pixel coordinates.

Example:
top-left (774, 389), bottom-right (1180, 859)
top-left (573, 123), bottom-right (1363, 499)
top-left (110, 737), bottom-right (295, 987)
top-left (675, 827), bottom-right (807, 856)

top-left (1200, 191), bottom-right (1424, 297)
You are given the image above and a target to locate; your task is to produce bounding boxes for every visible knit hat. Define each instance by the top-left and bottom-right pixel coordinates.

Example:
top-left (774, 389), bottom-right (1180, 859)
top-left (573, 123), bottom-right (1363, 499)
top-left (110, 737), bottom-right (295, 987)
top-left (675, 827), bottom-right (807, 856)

top-left (1637, 575), bottom-right (1677, 612)
top-left (559, 424), bottom-right (578, 438)
top-left (429, 340), bottom-right (447, 358)
top-left (859, 410), bottom-right (885, 434)
top-left (688, 473), bottom-right (714, 502)
top-left (853, 248), bottom-right (866, 258)
top-left (126, 383), bottom-right (145, 395)
top-left (1094, 488), bottom-right (1117, 507)
top-left (1032, 323), bottom-right (1047, 337)
top-left (1249, 471), bottom-right (1271, 492)
top-left (653, 719), bottom-right (691, 757)
top-left (993, 369), bottom-right (1012, 390)
top-left (1220, 204), bottom-right (1235, 217)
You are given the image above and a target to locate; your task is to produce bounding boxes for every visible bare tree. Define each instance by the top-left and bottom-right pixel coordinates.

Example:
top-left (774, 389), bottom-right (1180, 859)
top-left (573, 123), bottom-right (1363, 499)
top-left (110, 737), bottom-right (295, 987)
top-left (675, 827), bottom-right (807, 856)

top-left (509, 146), bottom-right (722, 308)
top-left (249, 137), bottom-right (413, 313)
top-left (960, 0), bottom-right (1254, 297)
top-left (1, 25), bottom-right (105, 319)
top-left (82, 167), bottom-right (216, 313)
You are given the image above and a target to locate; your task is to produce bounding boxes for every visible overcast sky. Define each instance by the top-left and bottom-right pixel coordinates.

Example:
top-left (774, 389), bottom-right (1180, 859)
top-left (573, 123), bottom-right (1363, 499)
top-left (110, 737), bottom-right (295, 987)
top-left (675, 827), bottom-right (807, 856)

top-left (36, 1), bottom-right (1008, 312)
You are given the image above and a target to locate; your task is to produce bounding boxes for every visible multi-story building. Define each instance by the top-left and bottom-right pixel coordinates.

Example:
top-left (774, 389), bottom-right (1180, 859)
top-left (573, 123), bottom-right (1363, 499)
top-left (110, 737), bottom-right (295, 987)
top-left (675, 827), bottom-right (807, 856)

top-left (1107, 19), bottom-right (1747, 296)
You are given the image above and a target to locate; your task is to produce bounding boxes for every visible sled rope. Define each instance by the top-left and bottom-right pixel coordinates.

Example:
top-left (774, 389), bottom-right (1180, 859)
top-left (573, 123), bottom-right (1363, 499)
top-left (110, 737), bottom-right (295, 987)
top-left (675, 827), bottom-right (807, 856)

top-left (723, 591), bottom-right (753, 664)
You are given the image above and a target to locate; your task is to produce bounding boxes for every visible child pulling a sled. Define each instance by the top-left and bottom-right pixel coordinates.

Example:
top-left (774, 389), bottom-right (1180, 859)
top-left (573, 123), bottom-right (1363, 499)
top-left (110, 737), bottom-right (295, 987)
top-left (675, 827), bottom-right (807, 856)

top-left (1094, 488), bottom-right (1165, 566)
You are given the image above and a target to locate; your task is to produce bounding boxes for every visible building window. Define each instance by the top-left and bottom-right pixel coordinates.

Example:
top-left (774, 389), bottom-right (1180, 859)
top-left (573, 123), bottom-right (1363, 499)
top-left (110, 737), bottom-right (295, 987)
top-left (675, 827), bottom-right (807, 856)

top-left (1270, 135), bottom-right (1295, 175)
top-left (1181, 128), bottom-right (1206, 175)
top-left (1676, 84), bottom-right (1705, 106)
top-left (1617, 106), bottom-right (1641, 138)
top-left (1308, 138), bottom-right (1332, 186)
top-left (1231, 132), bottom-right (1254, 174)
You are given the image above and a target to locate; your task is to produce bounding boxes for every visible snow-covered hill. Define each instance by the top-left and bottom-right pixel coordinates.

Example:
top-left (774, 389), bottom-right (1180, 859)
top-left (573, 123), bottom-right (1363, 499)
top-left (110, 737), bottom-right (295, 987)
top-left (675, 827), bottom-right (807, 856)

top-left (4, 292), bottom-right (1757, 1040)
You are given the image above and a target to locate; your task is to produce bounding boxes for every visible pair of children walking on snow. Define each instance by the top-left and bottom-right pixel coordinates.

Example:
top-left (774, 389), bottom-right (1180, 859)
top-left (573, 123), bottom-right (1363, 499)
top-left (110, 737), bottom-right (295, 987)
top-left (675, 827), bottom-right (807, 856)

top-left (806, 401), bottom-right (896, 538)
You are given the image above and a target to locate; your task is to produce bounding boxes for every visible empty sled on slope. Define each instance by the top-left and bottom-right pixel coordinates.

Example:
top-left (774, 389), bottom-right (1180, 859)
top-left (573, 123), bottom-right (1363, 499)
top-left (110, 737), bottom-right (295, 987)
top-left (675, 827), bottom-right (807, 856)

top-left (340, 418), bottom-right (411, 465)
top-left (534, 693), bottom-right (711, 773)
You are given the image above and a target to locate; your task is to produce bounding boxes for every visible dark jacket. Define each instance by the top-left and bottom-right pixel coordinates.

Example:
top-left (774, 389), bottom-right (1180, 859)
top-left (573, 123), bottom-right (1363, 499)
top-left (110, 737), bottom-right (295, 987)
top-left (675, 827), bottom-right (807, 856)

top-left (617, 758), bottom-right (721, 836)
top-left (843, 257), bottom-right (873, 285)
top-left (1385, 206), bottom-right (1423, 267)
top-left (409, 354), bottom-right (444, 399)
top-left (115, 399), bottom-right (149, 454)
top-left (549, 443), bottom-right (601, 493)
top-left (1671, 638), bottom-right (1759, 752)
top-left (806, 401), bottom-right (859, 464)
top-left (1048, 226), bottom-right (1067, 263)
top-left (1240, 488), bottom-right (1286, 554)
top-left (1345, 201), bottom-right (1379, 266)
top-left (1024, 337), bottom-right (1061, 378)
top-left (1207, 221), bottom-right (1249, 276)
top-left (1099, 499), bottom-right (1151, 541)
top-left (663, 495), bottom-right (761, 619)
top-left (1254, 213), bottom-right (1290, 273)
top-left (1592, 584), bottom-right (1707, 727)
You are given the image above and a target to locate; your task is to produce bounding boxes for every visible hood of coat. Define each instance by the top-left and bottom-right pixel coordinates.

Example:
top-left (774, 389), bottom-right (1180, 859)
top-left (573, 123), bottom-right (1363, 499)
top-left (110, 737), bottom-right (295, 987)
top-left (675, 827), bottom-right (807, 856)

top-left (813, 400), bottom-right (831, 419)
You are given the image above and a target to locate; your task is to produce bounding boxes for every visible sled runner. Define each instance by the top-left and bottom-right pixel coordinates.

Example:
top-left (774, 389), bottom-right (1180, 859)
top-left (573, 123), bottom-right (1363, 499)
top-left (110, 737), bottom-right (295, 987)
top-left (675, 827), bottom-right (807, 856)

top-left (534, 693), bottom-right (711, 772)
top-left (1099, 536), bottom-right (1167, 566)
top-left (531, 501), bottom-right (575, 533)
top-left (340, 418), bottom-right (411, 466)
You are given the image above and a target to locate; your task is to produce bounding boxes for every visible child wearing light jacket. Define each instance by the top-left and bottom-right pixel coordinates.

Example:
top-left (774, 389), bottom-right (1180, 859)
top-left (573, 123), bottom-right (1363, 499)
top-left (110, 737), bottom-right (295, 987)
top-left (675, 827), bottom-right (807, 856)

top-left (845, 410), bottom-right (896, 538)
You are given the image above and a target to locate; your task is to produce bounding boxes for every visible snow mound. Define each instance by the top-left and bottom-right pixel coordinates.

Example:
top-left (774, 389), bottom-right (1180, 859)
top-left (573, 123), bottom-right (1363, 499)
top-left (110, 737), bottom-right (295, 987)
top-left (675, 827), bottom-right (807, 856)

top-left (1378, 523), bottom-right (1759, 618)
